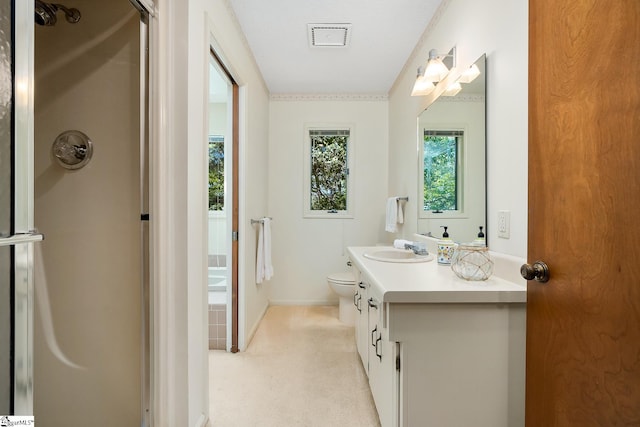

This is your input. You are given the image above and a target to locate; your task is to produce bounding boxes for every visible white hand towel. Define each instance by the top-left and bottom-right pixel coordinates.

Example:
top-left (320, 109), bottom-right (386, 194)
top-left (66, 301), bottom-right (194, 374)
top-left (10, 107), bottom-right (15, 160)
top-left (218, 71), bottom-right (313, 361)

top-left (256, 218), bottom-right (274, 284)
top-left (263, 218), bottom-right (273, 281)
top-left (256, 222), bottom-right (265, 283)
top-left (385, 197), bottom-right (398, 232)
top-left (397, 199), bottom-right (404, 224)
top-left (393, 239), bottom-right (413, 249)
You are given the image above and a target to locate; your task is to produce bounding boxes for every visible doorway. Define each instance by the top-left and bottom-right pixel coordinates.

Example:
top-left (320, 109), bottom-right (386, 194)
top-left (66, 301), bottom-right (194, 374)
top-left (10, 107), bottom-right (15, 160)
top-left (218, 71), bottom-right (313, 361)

top-left (207, 48), bottom-right (239, 353)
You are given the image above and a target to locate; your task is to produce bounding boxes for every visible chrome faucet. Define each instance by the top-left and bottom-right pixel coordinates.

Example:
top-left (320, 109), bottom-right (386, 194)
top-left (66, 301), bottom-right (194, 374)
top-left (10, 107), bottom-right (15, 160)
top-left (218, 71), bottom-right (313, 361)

top-left (404, 242), bottom-right (429, 256)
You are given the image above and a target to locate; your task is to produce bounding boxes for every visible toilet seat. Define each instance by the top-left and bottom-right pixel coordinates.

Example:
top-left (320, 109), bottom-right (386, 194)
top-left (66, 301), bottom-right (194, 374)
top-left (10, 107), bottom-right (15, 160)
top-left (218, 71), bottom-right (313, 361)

top-left (327, 271), bottom-right (355, 285)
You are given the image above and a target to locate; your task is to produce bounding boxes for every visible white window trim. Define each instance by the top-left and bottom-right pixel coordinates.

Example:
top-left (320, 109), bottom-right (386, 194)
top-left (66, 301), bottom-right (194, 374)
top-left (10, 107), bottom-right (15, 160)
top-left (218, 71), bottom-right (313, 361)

top-left (418, 124), bottom-right (469, 220)
top-left (303, 123), bottom-right (355, 219)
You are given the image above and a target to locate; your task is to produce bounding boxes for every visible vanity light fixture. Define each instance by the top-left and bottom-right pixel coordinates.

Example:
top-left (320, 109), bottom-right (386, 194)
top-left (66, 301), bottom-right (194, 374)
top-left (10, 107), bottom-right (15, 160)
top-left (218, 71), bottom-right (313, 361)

top-left (410, 46), bottom-right (457, 97)
top-left (457, 63), bottom-right (481, 83)
top-left (411, 66), bottom-right (436, 96)
top-left (423, 48), bottom-right (455, 82)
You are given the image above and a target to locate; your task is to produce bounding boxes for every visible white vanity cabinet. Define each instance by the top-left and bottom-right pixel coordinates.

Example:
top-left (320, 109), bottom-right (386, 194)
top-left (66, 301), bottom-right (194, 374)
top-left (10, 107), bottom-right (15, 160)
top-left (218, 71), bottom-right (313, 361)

top-left (348, 246), bottom-right (527, 427)
top-left (353, 266), bottom-right (399, 427)
top-left (366, 282), bottom-right (399, 427)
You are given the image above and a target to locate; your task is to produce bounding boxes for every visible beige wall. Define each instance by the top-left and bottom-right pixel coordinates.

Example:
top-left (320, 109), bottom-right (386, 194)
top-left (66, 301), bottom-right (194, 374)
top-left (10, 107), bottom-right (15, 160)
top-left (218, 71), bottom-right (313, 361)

top-left (33, 2), bottom-right (141, 425)
top-left (155, 0), bottom-right (272, 422)
top-left (389, 0), bottom-right (528, 258)
top-left (176, 0), bottom-right (272, 423)
top-left (201, 0), bottom-right (271, 350)
top-left (268, 98), bottom-right (389, 304)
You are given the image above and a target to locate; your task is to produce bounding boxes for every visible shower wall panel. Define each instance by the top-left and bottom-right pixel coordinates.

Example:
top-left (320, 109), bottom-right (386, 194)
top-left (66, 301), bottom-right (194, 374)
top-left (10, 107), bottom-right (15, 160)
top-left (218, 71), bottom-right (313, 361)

top-left (34, 1), bottom-right (142, 425)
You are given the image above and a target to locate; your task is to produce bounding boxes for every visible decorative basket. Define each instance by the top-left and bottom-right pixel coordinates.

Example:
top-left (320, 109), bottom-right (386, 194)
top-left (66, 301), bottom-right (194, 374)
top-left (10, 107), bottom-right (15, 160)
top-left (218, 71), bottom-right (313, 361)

top-left (451, 244), bottom-right (493, 281)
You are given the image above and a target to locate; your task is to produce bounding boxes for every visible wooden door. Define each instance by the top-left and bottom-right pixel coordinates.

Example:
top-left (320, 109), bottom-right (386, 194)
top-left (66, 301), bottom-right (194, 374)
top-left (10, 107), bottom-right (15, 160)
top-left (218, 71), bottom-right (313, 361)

top-left (527, 0), bottom-right (640, 425)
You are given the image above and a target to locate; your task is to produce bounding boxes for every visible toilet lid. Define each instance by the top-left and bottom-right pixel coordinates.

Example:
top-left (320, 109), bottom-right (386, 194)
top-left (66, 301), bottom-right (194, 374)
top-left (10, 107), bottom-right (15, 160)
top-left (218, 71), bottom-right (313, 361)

top-left (328, 271), bottom-right (355, 284)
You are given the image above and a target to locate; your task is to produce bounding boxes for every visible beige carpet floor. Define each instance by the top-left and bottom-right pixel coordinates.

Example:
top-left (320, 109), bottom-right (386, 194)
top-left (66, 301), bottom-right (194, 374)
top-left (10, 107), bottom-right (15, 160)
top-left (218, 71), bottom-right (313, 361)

top-left (209, 305), bottom-right (381, 427)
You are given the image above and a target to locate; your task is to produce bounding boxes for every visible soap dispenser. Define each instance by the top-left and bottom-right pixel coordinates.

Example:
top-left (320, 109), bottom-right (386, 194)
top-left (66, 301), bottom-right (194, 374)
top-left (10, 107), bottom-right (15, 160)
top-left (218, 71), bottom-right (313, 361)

top-left (474, 226), bottom-right (486, 245)
top-left (437, 226), bottom-right (454, 265)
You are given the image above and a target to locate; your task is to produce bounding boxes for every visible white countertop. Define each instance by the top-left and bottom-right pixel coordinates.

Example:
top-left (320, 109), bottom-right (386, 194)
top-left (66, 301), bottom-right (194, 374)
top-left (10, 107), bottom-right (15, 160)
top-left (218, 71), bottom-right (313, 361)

top-left (347, 246), bottom-right (526, 304)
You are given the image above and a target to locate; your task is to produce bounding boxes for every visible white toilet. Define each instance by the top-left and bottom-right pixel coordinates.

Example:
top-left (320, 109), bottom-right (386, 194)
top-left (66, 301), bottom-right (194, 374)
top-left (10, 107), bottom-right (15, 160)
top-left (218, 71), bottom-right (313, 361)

top-left (327, 271), bottom-right (356, 326)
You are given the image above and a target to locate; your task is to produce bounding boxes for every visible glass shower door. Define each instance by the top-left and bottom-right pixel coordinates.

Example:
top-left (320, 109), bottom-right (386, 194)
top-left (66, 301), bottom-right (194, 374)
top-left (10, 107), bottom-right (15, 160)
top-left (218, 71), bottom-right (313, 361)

top-left (0, 0), bottom-right (40, 415)
top-left (0, 0), bottom-right (13, 413)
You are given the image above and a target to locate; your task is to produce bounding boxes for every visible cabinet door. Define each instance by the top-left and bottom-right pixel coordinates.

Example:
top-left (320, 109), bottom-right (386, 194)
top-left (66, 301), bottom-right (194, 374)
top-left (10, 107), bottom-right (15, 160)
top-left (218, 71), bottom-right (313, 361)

top-left (367, 298), bottom-right (398, 427)
top-left (355, 278), bottom-right (369, 370)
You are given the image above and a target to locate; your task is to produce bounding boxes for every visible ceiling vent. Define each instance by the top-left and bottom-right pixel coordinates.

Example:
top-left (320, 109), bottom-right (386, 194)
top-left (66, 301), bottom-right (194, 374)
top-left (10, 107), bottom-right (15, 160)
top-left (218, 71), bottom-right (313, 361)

top-left (307, 23), bottom-right (352, 48)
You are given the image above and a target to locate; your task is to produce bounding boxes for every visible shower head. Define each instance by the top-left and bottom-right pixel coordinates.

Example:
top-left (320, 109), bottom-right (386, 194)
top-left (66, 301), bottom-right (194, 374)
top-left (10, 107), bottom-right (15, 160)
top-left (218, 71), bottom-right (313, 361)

top-left (35, 1), bottom-right (81, 26)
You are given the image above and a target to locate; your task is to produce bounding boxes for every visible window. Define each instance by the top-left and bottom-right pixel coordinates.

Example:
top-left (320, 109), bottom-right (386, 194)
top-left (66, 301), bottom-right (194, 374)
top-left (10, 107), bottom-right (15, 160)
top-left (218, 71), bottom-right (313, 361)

top-left (304, 126), bottom-right (354, 218)
top-left (421, 129), bottom-right (463, 215)
top-left (208, 135), bottom-right (224, 211)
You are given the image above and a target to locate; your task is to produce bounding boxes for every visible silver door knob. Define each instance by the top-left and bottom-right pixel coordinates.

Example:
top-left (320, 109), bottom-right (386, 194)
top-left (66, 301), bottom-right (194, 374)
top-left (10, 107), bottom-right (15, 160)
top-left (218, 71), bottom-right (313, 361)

top-left (520, 261), bottom-right (550, 283)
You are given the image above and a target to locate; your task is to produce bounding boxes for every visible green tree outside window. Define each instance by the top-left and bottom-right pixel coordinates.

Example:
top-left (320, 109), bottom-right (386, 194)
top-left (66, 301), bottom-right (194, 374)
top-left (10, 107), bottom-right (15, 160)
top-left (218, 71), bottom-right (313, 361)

top-left (209, 137), bottom-right (224, 211)
top-left (423, 134), bottom-right (459, 211)
top-left (309, 130), bottom-right (349, 211)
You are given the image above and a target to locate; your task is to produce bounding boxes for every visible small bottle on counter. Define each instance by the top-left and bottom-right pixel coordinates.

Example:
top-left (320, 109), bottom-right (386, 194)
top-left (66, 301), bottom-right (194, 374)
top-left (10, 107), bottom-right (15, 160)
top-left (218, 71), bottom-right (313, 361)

top-left (437, 226), bottom-right (455, 265)
top-left (473, 226), bottom-right (486, 245)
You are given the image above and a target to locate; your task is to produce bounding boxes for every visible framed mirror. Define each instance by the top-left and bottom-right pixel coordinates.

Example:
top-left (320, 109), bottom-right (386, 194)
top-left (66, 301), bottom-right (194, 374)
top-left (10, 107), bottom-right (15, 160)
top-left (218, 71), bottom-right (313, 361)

top-left (417, 54), bottom-right (486, 244)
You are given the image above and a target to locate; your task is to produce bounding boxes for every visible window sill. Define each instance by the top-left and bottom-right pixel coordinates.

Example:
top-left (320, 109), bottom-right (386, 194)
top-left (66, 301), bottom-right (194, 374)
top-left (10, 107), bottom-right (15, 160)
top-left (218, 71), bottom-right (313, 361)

top-left (303, 211), bottom-right (354, 219)
top-left (419, 211), bottom-right (468, 220)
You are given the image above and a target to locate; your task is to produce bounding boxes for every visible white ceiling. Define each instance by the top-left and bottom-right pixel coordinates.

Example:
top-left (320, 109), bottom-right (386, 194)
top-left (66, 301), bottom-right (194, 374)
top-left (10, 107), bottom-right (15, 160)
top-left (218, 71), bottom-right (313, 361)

top-left (226, 0), bottom-right (443, 95)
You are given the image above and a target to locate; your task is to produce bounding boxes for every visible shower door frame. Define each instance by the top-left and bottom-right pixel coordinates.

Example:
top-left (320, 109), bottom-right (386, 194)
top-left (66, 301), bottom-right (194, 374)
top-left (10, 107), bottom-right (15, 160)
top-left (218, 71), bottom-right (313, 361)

top-left (130, 1), bottom-right (154, 425)
top-left (1, 0), bottom-right (39, 415)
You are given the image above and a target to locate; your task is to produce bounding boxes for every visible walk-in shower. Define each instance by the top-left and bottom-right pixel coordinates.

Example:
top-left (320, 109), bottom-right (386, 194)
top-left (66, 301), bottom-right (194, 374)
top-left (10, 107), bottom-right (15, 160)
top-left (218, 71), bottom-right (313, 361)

top-left (34, 0), bottom-right (81, 26)
top-left (32, 0), bottom-right (151, 425)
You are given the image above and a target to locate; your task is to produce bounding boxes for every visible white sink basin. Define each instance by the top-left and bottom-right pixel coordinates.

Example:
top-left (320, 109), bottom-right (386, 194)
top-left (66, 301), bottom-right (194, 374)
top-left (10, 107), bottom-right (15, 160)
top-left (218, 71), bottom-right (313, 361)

top-left (363, 248), bottom-right (434, 263)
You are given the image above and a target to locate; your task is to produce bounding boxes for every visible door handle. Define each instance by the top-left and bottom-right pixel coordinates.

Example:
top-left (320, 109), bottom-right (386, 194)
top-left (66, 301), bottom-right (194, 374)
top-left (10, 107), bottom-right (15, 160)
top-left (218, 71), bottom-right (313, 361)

top-left (375, 335), bottom-right (382, 360)
top-left (0, 231), bottom-right (44, 247)
top-left (520, 261), bottom-right (550, 283)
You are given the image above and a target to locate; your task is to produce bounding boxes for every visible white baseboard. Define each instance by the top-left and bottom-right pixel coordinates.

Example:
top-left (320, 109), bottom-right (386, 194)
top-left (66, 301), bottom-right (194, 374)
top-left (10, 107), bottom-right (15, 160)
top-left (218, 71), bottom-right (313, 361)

top-left (241, 302), bottom-right (269, 351)
top-left (268, 299), bottom-right (338, 306)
